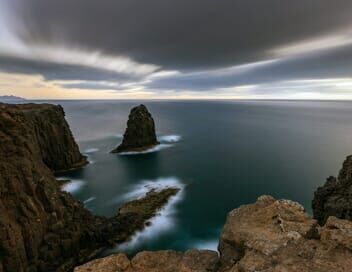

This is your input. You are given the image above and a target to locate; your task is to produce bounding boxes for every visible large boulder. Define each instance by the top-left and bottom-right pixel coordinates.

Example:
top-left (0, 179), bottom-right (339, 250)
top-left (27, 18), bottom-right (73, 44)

top-left (312, 155), bottom-right (352, 224)
top-left (112, 105), bottom-right (159, 153)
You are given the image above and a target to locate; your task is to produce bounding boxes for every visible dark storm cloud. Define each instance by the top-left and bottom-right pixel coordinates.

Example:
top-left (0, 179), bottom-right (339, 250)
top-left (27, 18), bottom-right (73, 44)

top-left (0, 56), bottom-right (137, 82)
top-left (2, 0), bottom-right (352, 94)
top-left (12, 0), bottom-right (352, 69)
top-left (147, 44), bottom-right (352, 91)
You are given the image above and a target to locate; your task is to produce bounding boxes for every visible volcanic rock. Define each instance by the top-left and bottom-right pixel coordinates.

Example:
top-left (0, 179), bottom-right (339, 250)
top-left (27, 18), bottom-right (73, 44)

top-left (0, 103), bottom-right (179, 272)
top-left (312, 155), bottom-right (352, 224)
top-left (112, 104), bottom-right (159, 153)
top-left (75, 195), bottom-right (352, 272)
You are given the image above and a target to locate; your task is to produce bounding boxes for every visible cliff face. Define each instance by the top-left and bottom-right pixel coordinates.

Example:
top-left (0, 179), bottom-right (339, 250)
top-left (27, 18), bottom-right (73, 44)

top-left (75, 195), bottom-right (352, 272)
top-left (312, 155), bottom-right (352, 224)
top-left (112, 105), bottom-right (159, 153)
top-left (18, 104), bottom-right (88, 171)
top-left (0, 103), bottom-right (178, 272)
top-left (0, 103), bottom-right (101, 272)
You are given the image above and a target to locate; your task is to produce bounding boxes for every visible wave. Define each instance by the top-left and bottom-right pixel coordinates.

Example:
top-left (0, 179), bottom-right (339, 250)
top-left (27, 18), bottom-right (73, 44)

top-left (84, 148), bottom-right (99, 154)
top-left (158, 135), bottom-right (182, 143)
top-left (116, 134), bottom-right (181, 155)
top-left (114, 133), bottom-right (124, 138)
top-left (120, 177), bottom-right (184, 201)
top-left (118, 144), bottom-right (173, 155)
top-left (190, 239), bottom-right (219, 251)
top-left (83, 196), bottom-right (96, 204)
top-left (61, 179), bottom-right (86, 194)
top-left (114, 177), bottom-right (185, 251)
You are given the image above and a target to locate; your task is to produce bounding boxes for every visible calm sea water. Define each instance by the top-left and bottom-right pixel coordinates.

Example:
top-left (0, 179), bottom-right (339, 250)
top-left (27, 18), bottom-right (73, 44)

top-left (35, 100), bottom-right (352, 254)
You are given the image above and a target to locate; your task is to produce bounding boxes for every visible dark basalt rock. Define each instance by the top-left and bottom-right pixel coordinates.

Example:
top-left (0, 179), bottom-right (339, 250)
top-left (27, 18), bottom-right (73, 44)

top-left (112, 104), bottom-right (159, 153)
top-left (0, 103), bottom-right (179, 272)
top-left (312, 155), bottom-right (352, 225)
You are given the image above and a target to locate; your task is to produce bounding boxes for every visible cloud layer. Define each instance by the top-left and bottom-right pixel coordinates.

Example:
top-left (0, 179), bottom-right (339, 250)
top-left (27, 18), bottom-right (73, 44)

top-left (1, 0), bottom-right (352, 98)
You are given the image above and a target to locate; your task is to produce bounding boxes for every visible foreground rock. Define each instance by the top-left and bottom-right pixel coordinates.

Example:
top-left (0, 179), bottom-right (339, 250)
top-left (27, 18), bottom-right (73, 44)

top-left (112, 104), bottom-right (159, 153)
top-left (74, 250), bottom-right (219, 272)
top-left (313, 155), bottom-right (352, 224)
top-left (0, 103), bottom-right (179, 272)
top-left (219, 195), bottom-right (352, 271)
top-left (75, 195), bottom-right (352, 272)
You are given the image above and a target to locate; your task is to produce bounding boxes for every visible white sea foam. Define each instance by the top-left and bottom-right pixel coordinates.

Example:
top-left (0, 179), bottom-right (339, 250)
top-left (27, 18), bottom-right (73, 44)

top-left (114, 133), bottom-right (124, 138)
top-left (115, 177), bottom-right (185, 251)
top-left (118, 144), bottom-right (173, 155)
top-left (61, 180), bottom-right (86, 194)
top-left (84, 148), bottom-right (99, 154)
top-left (190, 239), bottom-right (219, 251)
top-left (83, 197), bottom-right (96, 204)
top-left (158, 135), bottom-right (182, 143)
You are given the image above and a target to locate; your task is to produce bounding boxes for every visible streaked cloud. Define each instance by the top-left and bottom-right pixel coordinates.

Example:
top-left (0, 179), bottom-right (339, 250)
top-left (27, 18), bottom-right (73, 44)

top-left (1, 0), bottom-right (352, 99)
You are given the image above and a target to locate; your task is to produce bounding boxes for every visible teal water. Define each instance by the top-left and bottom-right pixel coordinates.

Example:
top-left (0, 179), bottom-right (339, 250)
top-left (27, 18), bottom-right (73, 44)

top-left (43, 100), bottom-right (352, 254)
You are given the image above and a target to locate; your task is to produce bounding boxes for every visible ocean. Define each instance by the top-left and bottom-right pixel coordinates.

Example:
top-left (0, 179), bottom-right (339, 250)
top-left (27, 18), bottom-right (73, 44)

top-left (33, 100), bottom-right (352, 254)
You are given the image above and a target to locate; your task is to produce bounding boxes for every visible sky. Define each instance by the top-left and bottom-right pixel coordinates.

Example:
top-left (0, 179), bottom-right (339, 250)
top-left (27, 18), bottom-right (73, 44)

top-left (1, 0), bottom-right (352, 100)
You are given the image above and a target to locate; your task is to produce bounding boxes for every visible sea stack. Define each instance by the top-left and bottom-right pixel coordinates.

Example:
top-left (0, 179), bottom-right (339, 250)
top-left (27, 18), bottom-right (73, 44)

top-left (0, 103), bottom-right (179, 272)
top-left (112, 104), bottom-right (159, 153)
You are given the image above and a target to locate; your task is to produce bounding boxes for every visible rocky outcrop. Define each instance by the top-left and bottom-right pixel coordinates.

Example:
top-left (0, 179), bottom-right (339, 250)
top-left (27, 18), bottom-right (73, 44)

top-left (218, 195), bottom-right (351, 271)
top-left (75, 195), bottom-right (352, 272)
top-left (74, 250), bottom-right (219, 272)
top-left (312, 155), bottom-right (352, 225)
top-left (0, 103), bottom-right (179, 272)
top-left (112, 105), bottom-right (159, 153)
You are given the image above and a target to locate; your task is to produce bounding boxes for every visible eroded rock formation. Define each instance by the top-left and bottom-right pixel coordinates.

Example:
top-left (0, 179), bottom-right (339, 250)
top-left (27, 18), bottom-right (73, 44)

top-left (312, 155), bottom-right (352, 224)
top-left (0, 103), bottom-right (178, 272)
top-left (112, 105), bottom-right (159, 153)
top-left (75, 195), bottom-right (352, 272)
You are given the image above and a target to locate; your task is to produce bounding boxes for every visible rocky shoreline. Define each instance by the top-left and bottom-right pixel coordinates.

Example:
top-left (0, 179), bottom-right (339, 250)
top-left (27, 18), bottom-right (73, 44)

top-left (0, 103), bottom-right (180, 272)
top-left (75, 195), bottom-right (352, 272)
top-left (2, 102), bottom-right (352, 272)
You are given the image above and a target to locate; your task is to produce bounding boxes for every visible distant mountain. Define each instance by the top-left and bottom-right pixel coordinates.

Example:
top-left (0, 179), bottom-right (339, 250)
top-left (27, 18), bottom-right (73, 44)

top-left (0, 95), bottom-right (26, 102)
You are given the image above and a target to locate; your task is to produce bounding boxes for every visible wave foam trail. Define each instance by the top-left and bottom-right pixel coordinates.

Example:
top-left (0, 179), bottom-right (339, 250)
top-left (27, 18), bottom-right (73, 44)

top-left (84, 148), bottom-right (99, 154)
top-left (120, 177), bottom-right (184, 201)
top-left (190, 239), bottom-right (219, 252)
top-left (115, 177), bottom-right (185, 251)
top-left (114, 133), bottom-right (123, 138)
top-left (61, 180), bottom-right (86, 194)
top-left (158, 135), bottom-right (182, 143)
top-left (83, 197), bottom-right (96, 204)
top-left (118, 144), bottom-right (173, 155)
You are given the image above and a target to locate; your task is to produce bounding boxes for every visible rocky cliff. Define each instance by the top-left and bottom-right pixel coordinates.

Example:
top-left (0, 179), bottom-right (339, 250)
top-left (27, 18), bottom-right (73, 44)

top-left (0, 103), bottom-right (178, 272)
top-left (312, 155), bottom-right (352, 224)
top-left (75, 195), bottom-right (352, 272)
top-left (112, 105), bottom-right (159, 153)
